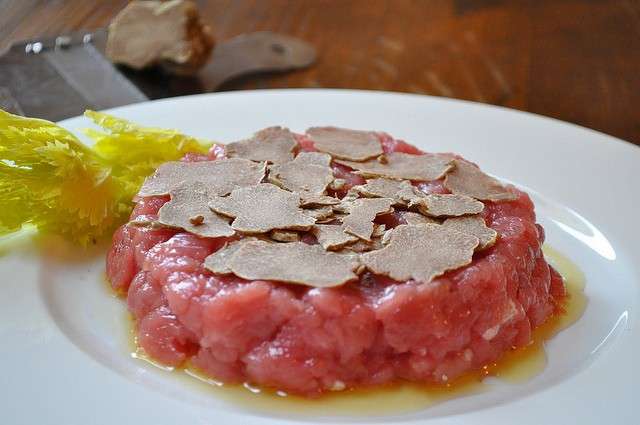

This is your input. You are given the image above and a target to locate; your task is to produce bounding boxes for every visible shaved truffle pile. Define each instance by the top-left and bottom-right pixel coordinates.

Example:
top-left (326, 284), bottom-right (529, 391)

top-left (107, 125), bottom-right (566, 397)
top-left (138, 159), bottom-right (265, 197)
top-left (208, 183), bottom-right (315, 234)
top-left (157, 182), bottom-right (233, 238)
top-left (226, 126), bottom-right (297, 164)
top-left (307, 127), bottom-right (383, 161)
top-left (336, 152), bottom-right (453, 181)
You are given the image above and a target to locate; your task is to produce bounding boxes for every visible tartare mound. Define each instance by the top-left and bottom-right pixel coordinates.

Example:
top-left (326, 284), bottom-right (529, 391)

top-left (107, 127), bottom-right (565, 397)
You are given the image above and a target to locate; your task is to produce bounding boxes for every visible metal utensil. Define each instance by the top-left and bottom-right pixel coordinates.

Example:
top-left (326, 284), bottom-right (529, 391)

top-left (0, 29), bottom-right (316, 121)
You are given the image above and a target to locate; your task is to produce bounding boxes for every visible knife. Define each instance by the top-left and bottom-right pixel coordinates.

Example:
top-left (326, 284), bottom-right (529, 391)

top-left (0, 29), bottom-right (316, 121)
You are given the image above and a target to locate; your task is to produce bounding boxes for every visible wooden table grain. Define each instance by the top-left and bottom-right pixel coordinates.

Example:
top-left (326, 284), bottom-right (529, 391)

top-left (1, 0), bottom-right (639, 144)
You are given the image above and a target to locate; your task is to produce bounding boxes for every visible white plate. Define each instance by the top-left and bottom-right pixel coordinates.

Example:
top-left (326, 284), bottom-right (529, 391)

top-left (2, 90), bottom-right (638, 425)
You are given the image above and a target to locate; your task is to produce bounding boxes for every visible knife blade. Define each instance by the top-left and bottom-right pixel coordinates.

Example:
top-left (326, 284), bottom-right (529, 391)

top-left (0, 29), bottom-right (316, 121)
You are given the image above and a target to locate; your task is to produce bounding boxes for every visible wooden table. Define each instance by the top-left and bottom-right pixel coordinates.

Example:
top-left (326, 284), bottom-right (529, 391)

top-left (1, 0), bottom-right (639, 144)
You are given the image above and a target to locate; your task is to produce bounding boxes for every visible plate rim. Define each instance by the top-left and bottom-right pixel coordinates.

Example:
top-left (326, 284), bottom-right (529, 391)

top-left (4, 88), bottom-right (638, 425)
top-left (59, 88), bottom-right (640, 156)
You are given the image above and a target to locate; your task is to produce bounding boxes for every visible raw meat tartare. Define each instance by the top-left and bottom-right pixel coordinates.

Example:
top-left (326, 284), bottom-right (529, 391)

top-left (107, 126), bottom-right (566, 397)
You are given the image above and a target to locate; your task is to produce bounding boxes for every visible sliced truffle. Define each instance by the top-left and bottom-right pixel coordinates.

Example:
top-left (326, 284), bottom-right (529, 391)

top-left (270, 230), bottom-right (301, 242)
top-left (401, 211), bottom-right (439, 226)
top-left (303, 206), bottom-right (335, 222)
top-left (226, 126), bottom-right (297, 164)
top-left (208, 183), bottom-right (315, 234)
top-left (442, 216), bottom-right (498, 250)
top-left (335, 152), bottom-right (453, 181)
top-left (337, 186), bottom-right (363, 204)
top-left (395, 183), bottom-right (423, 202)
top-left (269, 152), bottom-right (335, 196)
top-left (106, 0), bottom-right (214, 74)
top-left (312, 224), bottom-right (359, 250)
top-left (204, 238), bottom-right (256, 274)
top-left (157, 181), bottom-right (234, 238)
top-left (381, 230), bottom-right (393, 246)
top-left (444, 160), bottom-right (517, 201)
top-left (341, 237), bottom-right (384, 253)
top-left (361, 224), bottom-right (479, 282)
top-left (332, 198), bottom-right (355, 214)
top-left (341, 198), bottom-right (394, 241)
top-left (306, 126), bottom-right (383, 161)
top-left (290, 151), bottom-right (332, 167)
top-left (353, 178), bottom-right (414, 205)
top-left (372, 224), bottom-right (387, 238)
top-left (405, 193), bottom-right (485, 217)
top-left (329, 178), bottom-right (346, 191)
top-left (300, 194), bottom-right (340, 207)
top-left (228, 240), bottom-right (361, 287)
top-left (139, 158), bottom-right (266, 197)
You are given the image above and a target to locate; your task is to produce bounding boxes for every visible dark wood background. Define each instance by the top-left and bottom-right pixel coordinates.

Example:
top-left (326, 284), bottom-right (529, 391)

top-left (1, 0), bottom-right (639, 144)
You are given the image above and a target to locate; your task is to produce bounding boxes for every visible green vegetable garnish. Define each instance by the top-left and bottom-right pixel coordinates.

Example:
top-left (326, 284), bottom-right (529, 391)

top-left (0, 109), bottom-right (212, 245)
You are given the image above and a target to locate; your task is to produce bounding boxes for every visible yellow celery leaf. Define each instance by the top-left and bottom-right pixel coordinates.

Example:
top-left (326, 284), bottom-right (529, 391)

top-left (0, 109), bottom-right (216, 246)
top-left (83, 110), bottom-right (213, 206)
top-left (84, 110), bottom-right (211, 163)
top-left (0, 110), bottom-right (125, 244)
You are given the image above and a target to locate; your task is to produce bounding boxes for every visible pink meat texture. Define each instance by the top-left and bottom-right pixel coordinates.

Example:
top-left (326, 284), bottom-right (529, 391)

top-left (107, 132), bottom-right (565, 396)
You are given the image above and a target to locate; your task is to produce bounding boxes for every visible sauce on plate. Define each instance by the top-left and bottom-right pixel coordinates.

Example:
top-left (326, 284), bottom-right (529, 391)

top-left (127, 244), bottom-right (586, 416)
